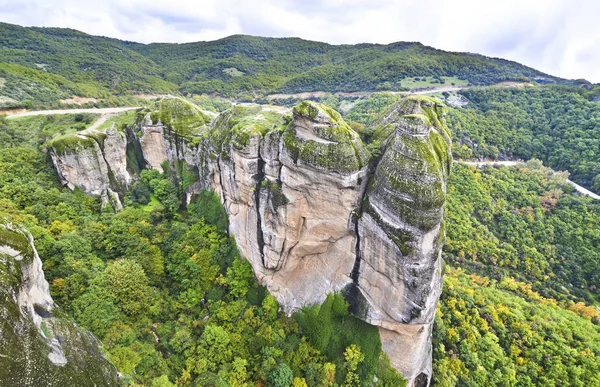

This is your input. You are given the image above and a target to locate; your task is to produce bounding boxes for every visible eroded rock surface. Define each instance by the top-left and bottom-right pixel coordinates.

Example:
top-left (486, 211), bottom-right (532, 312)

top-left (357, 97), bottom-right (452, 383)
top-left (0, 224), bottom-right (119, 386)
top-left (49, 96), bottom-right (451, 385)
top-left (49, 128), bottom-right (129, 210)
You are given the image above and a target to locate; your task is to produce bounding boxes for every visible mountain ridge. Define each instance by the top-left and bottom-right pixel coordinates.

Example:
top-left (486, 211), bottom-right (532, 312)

top-left (0, 21), bottom-right (572, 108)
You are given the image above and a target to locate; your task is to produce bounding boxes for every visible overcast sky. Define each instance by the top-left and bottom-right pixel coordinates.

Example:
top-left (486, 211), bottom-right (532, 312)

top-left (1, 0), bottom-right (598, 82)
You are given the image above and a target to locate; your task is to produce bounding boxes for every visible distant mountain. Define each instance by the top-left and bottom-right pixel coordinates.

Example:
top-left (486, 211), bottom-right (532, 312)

top-left (0, 21), bottom-right (567, 106)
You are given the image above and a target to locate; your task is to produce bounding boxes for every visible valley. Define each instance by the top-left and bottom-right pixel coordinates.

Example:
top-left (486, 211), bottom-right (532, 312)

top-left (1, 20), bottom-right (599, 387)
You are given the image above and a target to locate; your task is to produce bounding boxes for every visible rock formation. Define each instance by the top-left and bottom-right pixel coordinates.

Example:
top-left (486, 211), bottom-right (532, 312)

top-left (0, 223), bottom-right (119, 386)
top-left (49, 96), bottom-right (452, 386)
top-left (356, 98), bottom-right (451, 384)
top-left (49, 128), bottom-right (129, 210)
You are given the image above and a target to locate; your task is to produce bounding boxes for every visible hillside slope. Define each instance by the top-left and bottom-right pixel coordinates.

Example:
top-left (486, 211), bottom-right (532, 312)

top-left (0, 22), bottom-right (565, 106)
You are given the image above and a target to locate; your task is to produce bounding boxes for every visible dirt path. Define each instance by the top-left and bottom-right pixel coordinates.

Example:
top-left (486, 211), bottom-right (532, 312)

top-left (5, 106), bottom-right (142, 140)
top-left (264, 86), bottom-right (467, 101)
top-left (460, 160), bottom-right (519, 167)
top-left (566, 180), bottom-right (600, 200)
top-left (459, 160), bottom-right (600, 200)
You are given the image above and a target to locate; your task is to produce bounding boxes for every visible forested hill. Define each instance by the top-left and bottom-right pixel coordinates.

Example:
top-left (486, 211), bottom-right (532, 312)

top-left (0, 21), bottom-right (569, 106)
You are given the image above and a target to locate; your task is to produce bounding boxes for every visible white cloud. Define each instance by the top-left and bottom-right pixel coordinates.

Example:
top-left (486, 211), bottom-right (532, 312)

top-left (0, 0), bottom-right (599, 82)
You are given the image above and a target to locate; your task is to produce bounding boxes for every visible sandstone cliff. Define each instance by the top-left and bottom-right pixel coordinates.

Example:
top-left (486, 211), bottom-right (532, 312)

top-left (49, 128), bottom-right (129, 210)
top-left (0, 223), bottom-right (119, 386)
top-left (49, 96), bottom-right (451, 386)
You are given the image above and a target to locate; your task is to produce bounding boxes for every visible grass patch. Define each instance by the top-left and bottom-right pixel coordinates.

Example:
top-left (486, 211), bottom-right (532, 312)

top-left (141, 195), bottom-right (161, 212)
top-left (97, 110), bottom-right (138, 132)
top-left (40, 321), bottom-right (53, 339)
top-left (4, 114), bottom-right (100, 147)
top-left (222, 67), bottom-right (245, 77)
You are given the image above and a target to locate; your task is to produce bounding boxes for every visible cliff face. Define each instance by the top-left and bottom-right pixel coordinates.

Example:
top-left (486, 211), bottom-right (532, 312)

top-left (50, 97), bottom-right (451, 386)
top-left (49, 128), bottom-right (129, 210)
top-left (357, 98), bottom-right (452, 384)
top-left (0, 224), bottom-right (119, 386)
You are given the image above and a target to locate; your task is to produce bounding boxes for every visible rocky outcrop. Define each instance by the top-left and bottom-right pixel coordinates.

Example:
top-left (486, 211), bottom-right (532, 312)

top-left (356, 97), bottom-right (452, 384)
top-left (218, 102), bottom-right (370, 311)
top-left (0, 224), bottom-right (119, 386)
top-left (49, 97), bottom-right (451, 385)
top-left (49, 128), bottom-right (129, 210)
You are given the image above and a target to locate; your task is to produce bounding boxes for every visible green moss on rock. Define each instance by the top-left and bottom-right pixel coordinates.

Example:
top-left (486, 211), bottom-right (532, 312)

top-left (49, 134), bottom-right (98, 155)
top-left (284, 101), bottom-right (370, 172)
top-left (262, 180), bottom-right (289, 208)
top-left (0, 225), bottom-right (34, 261)
top-left (155, 98), bottom-right (211, 139)
top-left (0, 225), bottom-right (119, 386)
top-left (208, 104), bottom-right (288, 154)
top-left (365, 96), bottom-right (452, 232)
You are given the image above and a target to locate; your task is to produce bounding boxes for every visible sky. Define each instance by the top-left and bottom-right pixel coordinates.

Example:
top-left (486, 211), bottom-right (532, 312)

top-left (1, 0), bottom-right (599, 83)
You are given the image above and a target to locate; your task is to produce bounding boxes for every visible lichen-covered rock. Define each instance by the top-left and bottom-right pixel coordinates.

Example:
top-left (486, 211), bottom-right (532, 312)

top-left (50, 134), bottom-right (110, 195)
top-left (138, 99), bottom-right (211, 172)
top-left (0, 224), bottom-right (118, 386)
top-left (49, 97), bottom-right (451, 385)
top-left (282, 101), bottom-right (369, 173)
top-left (357, 96), bottom-right (452, 385)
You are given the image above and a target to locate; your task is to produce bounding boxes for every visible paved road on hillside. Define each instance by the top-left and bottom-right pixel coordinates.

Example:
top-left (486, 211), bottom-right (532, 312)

top-left (459, 160), bottom-right (600, 200)
top-left (407, 86), bottom-right (468, 95)
top-left (5, 106), bottom-right (140, 118)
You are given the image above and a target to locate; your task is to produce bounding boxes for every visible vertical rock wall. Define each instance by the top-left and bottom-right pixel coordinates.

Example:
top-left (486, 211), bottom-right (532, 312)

top-left (357, 97), bottom-right (452, 385)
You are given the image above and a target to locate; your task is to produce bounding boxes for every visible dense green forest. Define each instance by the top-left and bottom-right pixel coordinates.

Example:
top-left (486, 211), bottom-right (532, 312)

top-left (433, 267), bottom-right (600, 386)
top-left (445, 162), bottom-right (600, 304)
top-left (0, 22), bottom-right (568, 107)
top-left (2, 105), bottom-right (600, 386)
top-left (448, 86), bottom-right (600, 192)
top-left (2, 18), bottom-right (600, 387)
top-left (432, 163), bottom-right (600, 386)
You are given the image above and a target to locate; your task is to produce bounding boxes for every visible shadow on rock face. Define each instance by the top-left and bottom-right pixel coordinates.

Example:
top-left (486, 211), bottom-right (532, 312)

top-left (414, 372), bottom-right (430, 387)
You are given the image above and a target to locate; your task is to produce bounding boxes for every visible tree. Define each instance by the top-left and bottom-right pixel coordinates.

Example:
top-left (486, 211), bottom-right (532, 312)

top-left (151, 375), bottom-right (176, 387)
top-left (292, 377), bottom-right (308, 387)
top-left (197, 325), bottom-right (232, 372)
top-left (225, 258), bottom-right (254, 298)
top-left (269, 363), bottom-right (293, 387)
top-left (343, 344), bottom-right (364, 387)
top-left (593, 173), bottom-right (600, 191)
top-left (104, 259), bottom-right (158, 318)
top-left (227, 357), bottom-right (249, 387)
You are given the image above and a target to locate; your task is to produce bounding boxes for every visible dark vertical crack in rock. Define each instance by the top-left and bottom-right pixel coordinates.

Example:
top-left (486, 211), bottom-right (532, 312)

top-left (167, 127), bottom-right (186, 204)
top-left (255, 148), bottom-right (266, 267)
top-left (214, 155), bottom-right (230, 237)
top-left (125, 127), bottom-right (146, 174)
top-left (351, 210), bottom-right (362, 284)
top-left (347, 134), bottom-right (394, 316)
top-left (90, 136), bottom-right (118, 191)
